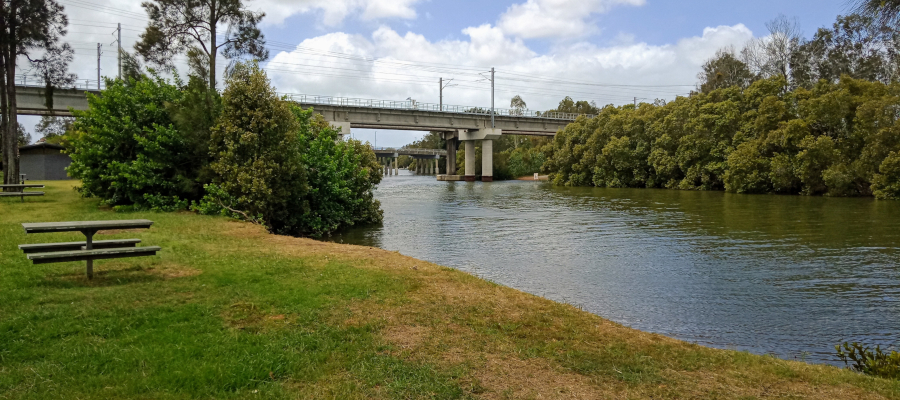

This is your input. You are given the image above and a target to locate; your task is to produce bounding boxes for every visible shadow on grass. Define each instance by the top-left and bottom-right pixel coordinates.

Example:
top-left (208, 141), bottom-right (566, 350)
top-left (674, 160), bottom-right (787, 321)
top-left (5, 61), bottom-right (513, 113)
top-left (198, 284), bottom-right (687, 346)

top-left (36, 265), bottom-right (167, 288)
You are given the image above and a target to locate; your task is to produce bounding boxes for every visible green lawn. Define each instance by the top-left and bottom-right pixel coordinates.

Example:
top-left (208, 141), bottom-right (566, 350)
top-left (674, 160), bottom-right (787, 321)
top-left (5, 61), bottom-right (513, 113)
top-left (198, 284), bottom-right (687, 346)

top-left (1, 181), bottom-right (898, 399)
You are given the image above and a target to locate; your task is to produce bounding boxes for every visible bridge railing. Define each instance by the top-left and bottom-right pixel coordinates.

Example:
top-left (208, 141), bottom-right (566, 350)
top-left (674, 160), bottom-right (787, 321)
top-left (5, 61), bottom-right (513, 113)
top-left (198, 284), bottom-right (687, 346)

top-left (282, 93), bottom-right (594, 121)
top-left (372, 147), bottom-right (447, 155)
top-left (14, 74), bottom-right (106, 91)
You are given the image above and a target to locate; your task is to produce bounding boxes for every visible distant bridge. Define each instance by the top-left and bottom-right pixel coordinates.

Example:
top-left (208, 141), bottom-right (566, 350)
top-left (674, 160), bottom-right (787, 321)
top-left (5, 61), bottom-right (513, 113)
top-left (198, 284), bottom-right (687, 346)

top-left (14, 84), bottom-right (593, 181)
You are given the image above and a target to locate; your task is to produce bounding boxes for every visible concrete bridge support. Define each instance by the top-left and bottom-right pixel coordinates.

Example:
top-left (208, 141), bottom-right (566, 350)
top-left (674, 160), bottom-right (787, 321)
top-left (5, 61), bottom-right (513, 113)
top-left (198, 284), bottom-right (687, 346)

top-left (394, 157), bottom-right (399, 176)
top-left (445, 136), bottom-right (457, 175)
top-left (482, 139), bottom-right (493, 182)
top-left (464, 140), bottom-right (476, 182)
top-left (459, 128), bottom-right (501, 182)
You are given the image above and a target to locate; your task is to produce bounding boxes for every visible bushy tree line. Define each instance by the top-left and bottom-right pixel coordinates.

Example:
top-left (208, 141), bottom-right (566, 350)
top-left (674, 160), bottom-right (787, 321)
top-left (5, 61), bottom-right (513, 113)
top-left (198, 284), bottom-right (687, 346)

top-left (543, 75), bottom-right (900, 199)
top-left (67, 63), bottom-right (383, 237)
top-left (544, 13), bottom-right (900, 200)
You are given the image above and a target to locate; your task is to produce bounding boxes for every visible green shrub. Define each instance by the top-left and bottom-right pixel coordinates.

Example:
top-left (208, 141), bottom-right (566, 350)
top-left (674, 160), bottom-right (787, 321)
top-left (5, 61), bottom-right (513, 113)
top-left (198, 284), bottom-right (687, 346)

top-left (203, 62), bottom-right (382, 237)
top-left (836, 342), bottom-right (900, 379)
top-left (872, 152), bottom-right (900, 199)
top-left (68, 73), bottom-right (197, 209)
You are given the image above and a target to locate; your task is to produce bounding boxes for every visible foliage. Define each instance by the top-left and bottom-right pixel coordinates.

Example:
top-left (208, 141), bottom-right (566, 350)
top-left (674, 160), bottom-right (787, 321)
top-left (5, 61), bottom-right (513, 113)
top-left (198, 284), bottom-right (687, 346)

top-left (851, 0), bottom-right (900, 29)
top-left (1, 0), bottom-right (71, 184)
top-left (698, 48), bottom-right (754, 93)
top-left (34, 115), bottom-right (73, 145)
top-left (836, 342), bottom-right (900, 379)
top-left (67, 73), bottom-right (198, 209)
top-left (544, 76), bottom-right (900, 199)
top-left (202, 62), bottom-right (382, 237)
top-left (136, 0), bottom-right (268, 90)
top-left (791, 14), bottom-right (900, 88)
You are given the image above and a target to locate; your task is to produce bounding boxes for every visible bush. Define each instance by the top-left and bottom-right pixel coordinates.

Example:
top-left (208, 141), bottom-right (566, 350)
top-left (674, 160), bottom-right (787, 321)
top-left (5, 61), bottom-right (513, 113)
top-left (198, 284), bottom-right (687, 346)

top-left (836, 342), bottom-right (900, 379)
top-left (202, 62), bottom-right (382, 237)
top-left (68, 73), bottom-right (198, 209)
top-left (872, 152), bottom-right (900, 199)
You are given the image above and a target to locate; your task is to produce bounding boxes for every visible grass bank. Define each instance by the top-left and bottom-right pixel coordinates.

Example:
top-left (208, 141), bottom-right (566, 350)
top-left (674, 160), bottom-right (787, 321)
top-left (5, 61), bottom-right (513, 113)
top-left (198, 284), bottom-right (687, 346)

top-left (1, 181), bottom-right (898, 399)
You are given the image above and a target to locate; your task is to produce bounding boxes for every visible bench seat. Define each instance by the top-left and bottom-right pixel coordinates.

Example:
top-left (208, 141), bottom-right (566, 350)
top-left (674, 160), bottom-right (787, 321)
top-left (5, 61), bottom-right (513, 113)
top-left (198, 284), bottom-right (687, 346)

top-left (27, 246), bottom-right (162, 265)
top-left (19, 239), bottom-right (141, 254)
top-left (0, 184), bottom-right (45, 188)
top-left (0, 192), bottom-right (45, 197)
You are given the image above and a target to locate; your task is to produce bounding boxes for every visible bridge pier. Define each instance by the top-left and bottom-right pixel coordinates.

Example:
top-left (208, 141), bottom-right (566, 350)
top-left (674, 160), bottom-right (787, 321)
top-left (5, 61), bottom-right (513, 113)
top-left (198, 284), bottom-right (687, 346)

top-left (445, 135), bottom-right (457, 175)
top-left (394, 157), bottom-right (399, 176)
top-left (482, 139), bottom-right (493, 182)
top-left (464, 140), bottom-right (476, 182)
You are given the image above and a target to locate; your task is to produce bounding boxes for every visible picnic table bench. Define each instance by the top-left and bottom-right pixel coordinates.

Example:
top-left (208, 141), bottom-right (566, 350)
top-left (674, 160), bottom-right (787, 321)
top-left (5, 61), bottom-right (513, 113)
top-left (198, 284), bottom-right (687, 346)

top-left (20, 220), bottom-right (161, 279)
top-left (0, 184), bottom-right (45, 201)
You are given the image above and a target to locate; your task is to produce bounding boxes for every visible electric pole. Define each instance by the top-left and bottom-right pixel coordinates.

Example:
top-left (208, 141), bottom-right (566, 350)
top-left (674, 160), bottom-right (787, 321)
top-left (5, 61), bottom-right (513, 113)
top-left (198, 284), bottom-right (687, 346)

top-left (117, 23), bottom-right (122, 79)
top-left (97, 43), bottom-right (102, 90)
top-left (634, 97), bottom-right (637, 108)
top-left (440, 78), bottom-right (456, 111)
top-left (491, 67), bottom-right (495, 128)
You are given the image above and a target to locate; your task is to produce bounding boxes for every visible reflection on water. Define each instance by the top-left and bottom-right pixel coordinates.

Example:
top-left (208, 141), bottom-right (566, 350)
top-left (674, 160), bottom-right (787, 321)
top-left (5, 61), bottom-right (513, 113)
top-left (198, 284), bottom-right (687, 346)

top-left (328, 170), bottom-right (900, 365)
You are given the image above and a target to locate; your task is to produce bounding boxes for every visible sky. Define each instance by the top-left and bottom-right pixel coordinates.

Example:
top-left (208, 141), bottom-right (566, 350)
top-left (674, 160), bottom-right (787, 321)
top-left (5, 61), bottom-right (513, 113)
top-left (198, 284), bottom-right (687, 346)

top-left (20, 0), bottom-right (854, 147)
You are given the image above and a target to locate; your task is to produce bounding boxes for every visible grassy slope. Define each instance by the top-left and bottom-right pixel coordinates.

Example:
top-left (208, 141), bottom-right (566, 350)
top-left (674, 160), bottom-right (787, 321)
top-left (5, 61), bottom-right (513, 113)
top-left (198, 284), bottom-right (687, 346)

top-left (0, 182), bottom-right (898, 400)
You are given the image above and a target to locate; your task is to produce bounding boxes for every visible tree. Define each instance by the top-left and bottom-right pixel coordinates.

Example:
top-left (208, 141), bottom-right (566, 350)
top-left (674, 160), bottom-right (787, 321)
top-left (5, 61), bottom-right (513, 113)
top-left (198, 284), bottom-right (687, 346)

top-left (698, 48), bottom-right (754, 93)
top-left (790, 14), bottom-right (900, 87)
top-left (34, 114), bottom-right (72, 139)
top-left (136, 0), bottom-right (269, 91)
top-left (67, 74), bottom-right (195, 210)
top-left (741, 15), bottom-right (803, 79)
top-left (201, 62), bottom-right (383, 236)
top-left (1, 0), bottom-right (70, 184)
top-left (510, 95), bottom-right (526, 116)
top-left (852, 0), bottom-right (900, 28)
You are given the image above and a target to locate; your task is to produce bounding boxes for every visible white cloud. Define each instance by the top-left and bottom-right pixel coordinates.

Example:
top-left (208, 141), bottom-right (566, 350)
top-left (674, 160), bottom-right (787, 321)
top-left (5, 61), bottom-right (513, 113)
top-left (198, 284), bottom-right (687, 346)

top-left (254, 0), bottom-right (421, 26)
top-left (498, 0), bottom-right (646, 39)
top-left (266, 23), bottom-right (754, 114)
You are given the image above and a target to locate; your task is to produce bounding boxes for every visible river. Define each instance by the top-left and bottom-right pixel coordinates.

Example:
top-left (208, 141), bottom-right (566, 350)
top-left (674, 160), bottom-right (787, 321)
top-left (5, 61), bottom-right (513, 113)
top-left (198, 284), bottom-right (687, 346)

top-left (328, 170), bottom-right (900, 365)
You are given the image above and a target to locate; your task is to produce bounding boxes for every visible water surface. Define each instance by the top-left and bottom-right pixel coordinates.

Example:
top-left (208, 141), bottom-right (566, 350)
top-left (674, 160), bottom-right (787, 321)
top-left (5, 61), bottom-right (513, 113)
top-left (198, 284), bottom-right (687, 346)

top-left (329, 171), bottom-right (900, 365)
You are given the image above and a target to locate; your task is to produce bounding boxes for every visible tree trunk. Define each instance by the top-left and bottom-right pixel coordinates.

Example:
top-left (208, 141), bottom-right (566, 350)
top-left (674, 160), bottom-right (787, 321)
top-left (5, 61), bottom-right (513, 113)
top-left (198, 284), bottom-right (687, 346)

top-left (0, 43), bottom-right (7, 186)
top-left (209, 0), bottom-right (217, 92)
top-left (5, 2), bottom-right (19, 185)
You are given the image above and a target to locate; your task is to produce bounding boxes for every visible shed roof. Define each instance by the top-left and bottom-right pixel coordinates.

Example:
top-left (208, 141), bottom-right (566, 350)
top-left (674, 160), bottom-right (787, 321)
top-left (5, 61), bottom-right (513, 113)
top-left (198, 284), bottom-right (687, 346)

top-left (19, 143), bottom-right (65, 151)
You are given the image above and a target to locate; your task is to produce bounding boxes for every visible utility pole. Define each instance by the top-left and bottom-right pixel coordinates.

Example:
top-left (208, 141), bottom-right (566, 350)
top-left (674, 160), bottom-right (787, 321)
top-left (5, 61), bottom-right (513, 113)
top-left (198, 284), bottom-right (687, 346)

top-left (440, 78), bottom-right (456, 111)
top-left (117, 23), bottom-right (122, 79)
top-left (97, 43), bottom-right (102, 90)
top-left (634, 97), bottom-right (637, 108)
top-left (491, 67), bottom-right (495, 129)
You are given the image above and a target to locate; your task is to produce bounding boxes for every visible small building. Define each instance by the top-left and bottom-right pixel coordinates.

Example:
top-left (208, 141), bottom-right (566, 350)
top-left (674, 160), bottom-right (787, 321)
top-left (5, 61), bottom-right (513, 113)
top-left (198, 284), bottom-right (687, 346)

top-left (19, 143), bottom-right (71, 180)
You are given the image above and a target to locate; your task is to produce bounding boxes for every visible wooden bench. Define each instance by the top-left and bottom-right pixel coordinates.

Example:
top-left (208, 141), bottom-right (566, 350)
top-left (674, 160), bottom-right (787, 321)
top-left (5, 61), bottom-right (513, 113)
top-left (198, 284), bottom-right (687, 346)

top-left (20, 220), bottom-right (160, 279)
top-left (0, 184), bottom-right (45, 201)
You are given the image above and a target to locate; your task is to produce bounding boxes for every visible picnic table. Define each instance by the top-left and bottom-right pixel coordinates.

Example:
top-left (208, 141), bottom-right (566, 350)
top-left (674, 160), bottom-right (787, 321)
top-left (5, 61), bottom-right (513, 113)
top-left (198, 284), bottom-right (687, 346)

top-left (20, 220), bottom-right (161, 279)
top-left (0, 184), bottom-right (45, 201)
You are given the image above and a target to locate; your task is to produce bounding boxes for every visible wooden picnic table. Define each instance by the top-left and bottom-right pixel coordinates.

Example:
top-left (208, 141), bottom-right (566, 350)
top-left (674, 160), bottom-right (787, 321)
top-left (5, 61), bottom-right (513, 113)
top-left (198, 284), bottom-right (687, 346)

top-left (22, 220), bottom-right (157, 279)
top-left (1, 184), bottom-right (46, 201)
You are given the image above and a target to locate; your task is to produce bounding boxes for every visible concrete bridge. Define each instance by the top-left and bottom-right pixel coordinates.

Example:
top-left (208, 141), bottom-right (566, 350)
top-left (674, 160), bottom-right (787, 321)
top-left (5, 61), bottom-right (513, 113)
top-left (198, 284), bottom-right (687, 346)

top-left (14, 86), bottom-right (590, 181)
top-left (374, 148), bottom-right (446, 177)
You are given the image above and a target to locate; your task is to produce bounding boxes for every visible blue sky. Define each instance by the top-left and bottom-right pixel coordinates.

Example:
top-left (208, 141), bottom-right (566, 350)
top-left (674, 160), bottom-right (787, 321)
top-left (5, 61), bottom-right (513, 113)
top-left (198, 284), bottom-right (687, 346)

top-left (25, 0), bottom-right (854, 147)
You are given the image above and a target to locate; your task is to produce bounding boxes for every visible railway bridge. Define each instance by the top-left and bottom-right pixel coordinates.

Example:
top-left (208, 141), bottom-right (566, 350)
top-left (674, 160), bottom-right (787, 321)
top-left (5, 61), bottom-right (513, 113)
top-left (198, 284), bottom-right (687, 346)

top-left (14, 86), bottom-right (591, 182)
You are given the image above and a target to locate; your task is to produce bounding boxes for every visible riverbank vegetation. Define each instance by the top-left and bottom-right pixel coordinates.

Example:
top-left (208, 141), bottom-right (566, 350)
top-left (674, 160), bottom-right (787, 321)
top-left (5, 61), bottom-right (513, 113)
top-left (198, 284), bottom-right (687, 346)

top-left (543, 13), bottom-right (900, 200)
top-left (2, 181), bottom-right (899, 399)
top-left (65, 63), bottom-right (382, 237)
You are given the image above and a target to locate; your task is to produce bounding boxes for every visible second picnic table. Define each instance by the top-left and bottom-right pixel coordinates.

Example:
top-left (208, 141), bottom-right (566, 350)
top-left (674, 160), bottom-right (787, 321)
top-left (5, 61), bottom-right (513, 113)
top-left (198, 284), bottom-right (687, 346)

top-left (21, 219), bottom-right (161, 279)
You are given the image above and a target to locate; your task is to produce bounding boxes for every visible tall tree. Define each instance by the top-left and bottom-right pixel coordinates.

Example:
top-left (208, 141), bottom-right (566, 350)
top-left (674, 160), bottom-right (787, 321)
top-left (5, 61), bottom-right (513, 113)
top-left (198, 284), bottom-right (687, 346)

top-left (510, 95), bottom-right (527, 115)
top-left (698, 48), bottom-right (755, 93)
top-left (790, 14), bottom-right (900, 87)
top-left (135, 0), bottom-right (269, 91)
top-left (741, 15), bottom-right (803, 79)
top-left (0, 0), bottom-right (69, 184)
top-left (852, 0), bottom-right (900, 28)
